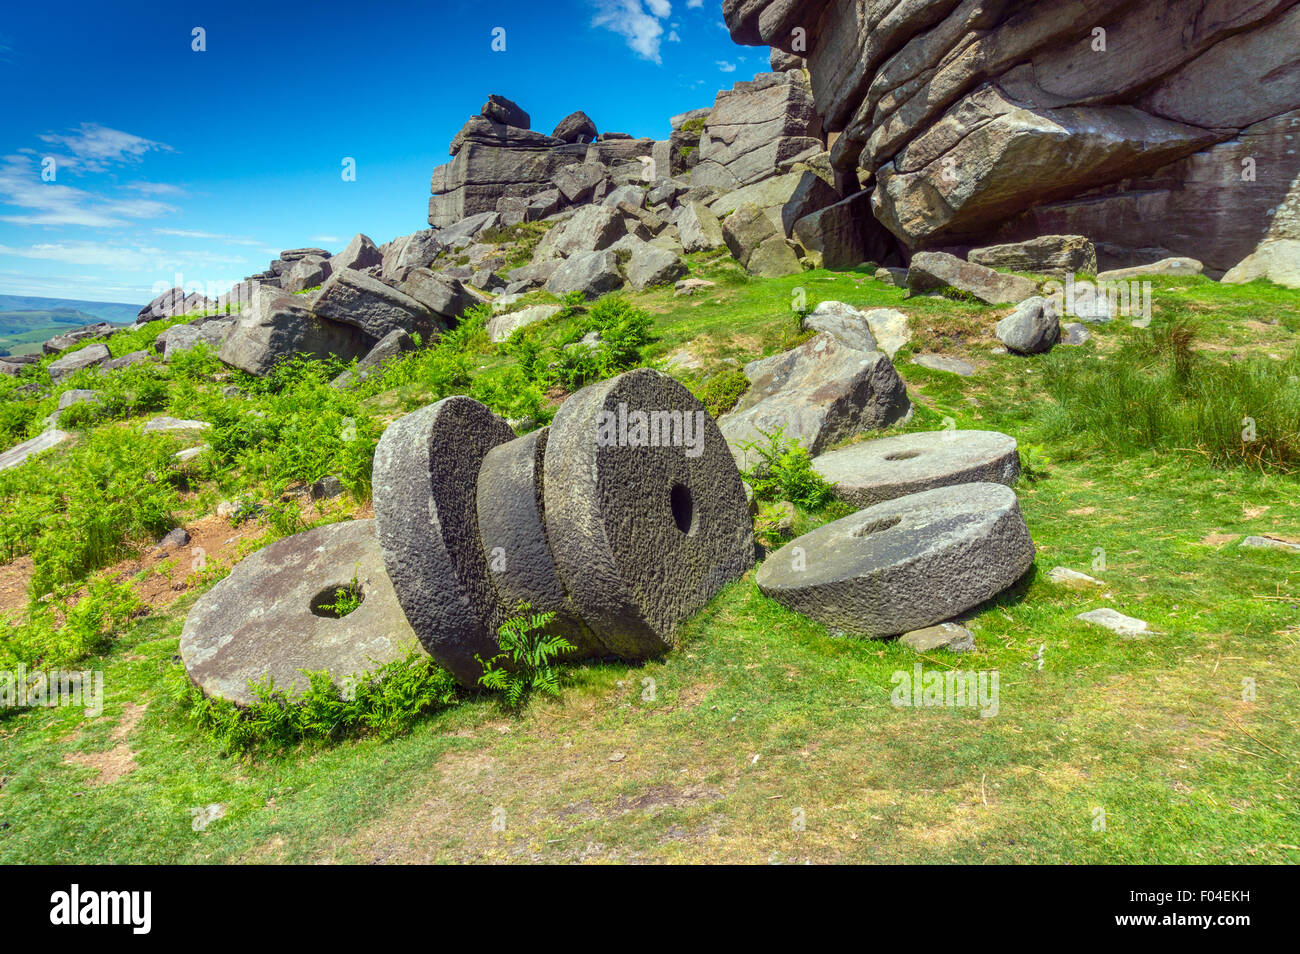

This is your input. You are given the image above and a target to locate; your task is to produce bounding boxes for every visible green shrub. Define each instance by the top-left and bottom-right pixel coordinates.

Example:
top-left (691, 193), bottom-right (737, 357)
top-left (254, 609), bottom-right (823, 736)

top-left (476, 608), bottom-right (575, 709)
top-left (738, 427), bottom-right (837, 509)
top-left (0, 575), bottom-right (140, 671)
top-left (693, 367), bottom-right (749, 417)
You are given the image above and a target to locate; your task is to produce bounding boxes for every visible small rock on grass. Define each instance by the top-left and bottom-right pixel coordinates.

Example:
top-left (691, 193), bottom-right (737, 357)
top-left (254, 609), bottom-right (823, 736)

top-left (1076, 608), bottom-right (1150, 638)
top-left (1049, 566), bottom-right (1104, 588)
top-left (1239, 535), bottom-right (1300, 553)
top-left (899, 622), bottom-right (975, 653)
top-left (913, 354), bottom-right (974, 376)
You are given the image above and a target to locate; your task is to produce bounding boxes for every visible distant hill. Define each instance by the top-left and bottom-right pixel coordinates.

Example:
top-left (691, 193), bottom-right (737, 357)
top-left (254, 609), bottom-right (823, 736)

top-left (0, 294), bottom-right (143, 357)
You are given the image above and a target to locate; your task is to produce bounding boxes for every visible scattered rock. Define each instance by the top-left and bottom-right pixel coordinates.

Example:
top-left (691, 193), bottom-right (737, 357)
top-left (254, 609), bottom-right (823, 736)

top-left (625, 242), bottom-right (687, 290)
top-left (310, 476), bottom-right (345, 500)
top-left (757, 483), bottom-right (1035, 639)
top-left (969, 235), bottom-right (1097, 275)
top-left (913, 354), bottom-right (974, 376)
top-left (1076, 608), bottom-right (1151, 638)
top-left (544, 249), bottom-right (624, 299)
top-left (0, 428), bottom-right (70, 471)
top-left (156, 527), bottom-right (191, 550)
top-left (900, 623), bottom-right (976, 653)
top-left (996, 296), bottom-right (1060, 354)
top-left (1222, 239), bottom-right (1300, 289)
top-left (812, 430), bottom-right (1020, 508)
top-left (907, 251), bottom-right (1038, 305)
top-left (1062, 322), bottom-right (1091, 345)
top-left (803, 301), bottom-right (878, 352)
top-left (1239, 535), bottom-right (1300, 553)
top-left (1096, 258), bottom-right (1203, 281)
top-left (143, 416), bottom-right (210, 433)
top-left (486, 304), bottom-right (562, 343)
top-left (331, 233), bottom-right (384, 273)
top-left (1048, 566), bottom-right (1104, 588)
top-left (677, 201), bottom-right (727, 252)
top-left (313, 268), bottom-right (439, 341)
top-left (219, 290), bottom-right (370, 376)
top-left (48, 344), bottom-right (110, 382)
top-left (331, 329), bottom-right (417, 388)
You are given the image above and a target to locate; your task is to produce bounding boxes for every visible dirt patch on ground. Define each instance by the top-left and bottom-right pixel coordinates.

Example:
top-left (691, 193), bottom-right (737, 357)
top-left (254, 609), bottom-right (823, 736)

top-left (61, 702), bottom-right (147, 787)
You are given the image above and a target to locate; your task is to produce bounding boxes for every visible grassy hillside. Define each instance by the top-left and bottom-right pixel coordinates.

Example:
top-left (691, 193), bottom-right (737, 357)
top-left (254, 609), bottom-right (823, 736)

top-left (0, 258), bottom-right (1296, 863)
top-left (0, 295), bottom-right (140, 356)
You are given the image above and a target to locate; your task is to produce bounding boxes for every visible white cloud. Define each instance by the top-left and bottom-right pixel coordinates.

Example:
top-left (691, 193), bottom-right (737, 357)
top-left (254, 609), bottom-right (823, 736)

top-left (591, 0), bottom-right (670, 63)
top-left (153, 228), bottom-right (268, 248)
top-left (0, 241), bottom-right (246, 271)
top-left (667, 30), bottom-right (681, 42)
top-left (717, 60), bottom-right (737, 72)
top-left (0, 154), bottom-right (176, 227)
top-left (309, 235), bottom-right (342, 244)
top-left (37, 123), bottom-right (171, 174)
top-left (687, 0), bottom-right (703, 8)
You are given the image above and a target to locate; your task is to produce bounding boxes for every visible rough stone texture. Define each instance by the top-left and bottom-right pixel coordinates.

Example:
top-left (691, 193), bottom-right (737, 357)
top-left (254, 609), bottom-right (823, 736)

top-left (863, 308), bottom-right (911, 358)
top-left (475, 428), bottom-right (601, 656)
top-left (553, 162), bottom-right (611, 205)
top-left (332, 233), bottom-right (384, 273)
top-left (544, 250), bottom-right (624, 299)
top-left (908, 251), bottom-right (1038, 305)
top-left (969, 236), bottom-right (1097, 276)
top-left (1096, 257), bottom-right (1204, 281)
top-left (756, 483), bottom-right (1035, 638)
top-left (103, 350), bottom-right (150, 372)
top-left (1049, 566), bottom-right (1104, 588)
top-left (995, 297), bottom-right (1060, 354)
top-left (219, 292), bottom-right (370, 376)
top-left (677, 200), bottom-right (727, 252)
top-left (48, 344), bottom-right (109, 381)
top-left (157, 319), bottom-right (236, 361)
top-left (1076, 608), bottom-right (1151, 638)
top-left (0, 428), bottom-right (69, 471)
top-left (331, 329), bottom-right (416, 388)
top-left (719, 332), bottom-right (911, 467)
top-left (482, 94), bottom-right (529, 129)
top-left (143, 416), bottom-right (210, 433)
top-left (723, 202), bottom-right (802, 275)
top-left (803, 300), bottom-right (879, 352)
top-left (723, 0), bottom-right (1300, 271)
top-left (1239, 534), bottom-right (1300, 553)
top-left (1062, 322), bottom-right (1091, 346)
top-left (913, 354), bottom-right (975, 376)
top-left (691, 71), bottom-right (824, 192)
top-left (900, 622), bottom-right (976, 653)
top-left (793, 189), bottom-right (891, 268)
top-left (813, 430), bottom-right (1020, 508)
top-left (137, 288), bottom-right (214, 321)
top-left (282, 255), bottom-right (331, 294)
top-left (43, 322), bottom-right (115, 355)
top-left (543, 369), bottom-right (754, 659)
top-left (1223, 239), bottom-right (1300, 288)
top-left (372, 397), bottom-right (517, 686)
top-left (179, 520), bottom-right (422, 706)
top-left (625, 242), bottom-right (687, 290)
top-left (553, 110), bottom-right (598, 144)
top-left (381, 230), bottom-right (443, 281)
top-left (312, 268), bottom-right (439, 341)
top-left (487, 304), bottom-right (562, 343)
top-left (537, 203), bottom-right (626, 258)
top-left (397, 268), bottom-right (471, 321)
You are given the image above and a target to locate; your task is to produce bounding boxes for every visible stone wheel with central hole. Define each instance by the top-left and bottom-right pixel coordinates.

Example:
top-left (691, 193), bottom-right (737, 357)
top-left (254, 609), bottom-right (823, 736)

top-left (372, 396), bottom-right (515, 686)
top-left (811, 429), bottom-right (1019, 508)
top-left (756, 482), bottom-right (1035, 638)
top-left (179, 519), bottom-right (422, 706)
top-left (543, 368), bottom-right (754, 658)
top-left (476, 427), bottom-right (603, 657)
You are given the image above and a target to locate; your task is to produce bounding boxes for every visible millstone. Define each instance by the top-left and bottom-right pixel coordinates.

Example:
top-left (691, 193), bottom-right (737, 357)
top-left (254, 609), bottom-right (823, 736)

top-left (475, 427), bottom-right (603, 657)
top-left (543, 368), bottom-right (754, 658)
top-left (372, 396), bottom-right (516, 686)
top-left (179, 519), bottom-right (421, 706)
top-left (756, 483), bottom-right (1034, 638)
top-left (812, 430), bottom-right (1020, 508)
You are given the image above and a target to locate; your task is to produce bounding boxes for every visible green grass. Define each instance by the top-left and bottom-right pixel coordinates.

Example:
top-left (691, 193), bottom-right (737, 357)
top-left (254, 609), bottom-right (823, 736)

top-left (1, 264), bottom-right (1298, 862)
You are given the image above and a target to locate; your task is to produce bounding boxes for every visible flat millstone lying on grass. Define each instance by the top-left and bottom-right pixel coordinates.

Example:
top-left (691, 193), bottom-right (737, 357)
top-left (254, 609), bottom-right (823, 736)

top-left (1075, 608), bottom-right (1151, 638)
top-left (372, 396), bottom-right (516, 686)
top-left (757, 482), bottom-right (1035, 638)
top-left (542, 368), bottom-right (755, 659)
top-left (812, 430), bottom-right (1019, 508)
top-left (179, 519), bottom-right (422, 706)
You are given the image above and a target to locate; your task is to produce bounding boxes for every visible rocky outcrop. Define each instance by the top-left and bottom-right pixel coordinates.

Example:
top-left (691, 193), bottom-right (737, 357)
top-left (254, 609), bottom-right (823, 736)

top-left (723, 0), bottom-right (1300, 271)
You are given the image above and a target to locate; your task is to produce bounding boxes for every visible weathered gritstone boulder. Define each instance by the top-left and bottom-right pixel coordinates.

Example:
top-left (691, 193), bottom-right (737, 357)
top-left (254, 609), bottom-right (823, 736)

top-left (996, 297), bottom-right (1060, 354)
top-left (552, 162), bottom-right (610, 205)
top-left (372, 397), bottom-right (516, 686)
top-left (398, 267), bottom-right (471, 321)
top-left (312, 268), bottom-right (439, 341)
top-left (156, 318), bottom-right (236, 361)
top-left (757, 483), bottom-right (1035, 639)
top-left (553, 110), bottom-right (598, 144)
top-left (724, 0), bottom-right (1300, 270)
top-left (1223, 239), bottom-right (1300, 289)
top-left (219, 292), bottom-right (370, 376)
top-left (969, 236), bottom-right (1097, 276)
top-left (803, 300), bottom-right (878, 352)
top-left (1096, 257), bottom-right (1204, 282)
top-left (677, 200), bottom-right (727, 252)
top-left (793, 189), bottom-right (890, 268)
top-left (625, 242), bottom-right (686, 290)
top-left (543, 369), bottom-right (755, 659)
top-left (381, 230), bottom-right (442, 280)
top-left (538, 203), bottom-right (626, 258)
top-left (332, 233), bottom-right (384, 273)
top-left (812, 430), bottom-right (1020, 508)
top-left (48, 344), bottom-right (109, 382)
top-left (137, 288), bottom-right (214, 321)
top-left (720, 332), bottom-right (911, 468)
top-left (331, 329), bottom-right (416, 388)
top-left (282, 255), bottom-right (331, 294)
top-left (486, 304), bottom-right (561, 343)
top-left (475, 428), bottom-right (602, 656)
top-left (43, 322), bottom-right (115, 355)
top-left (482, 94), bottom-right (529, 129)
top-left (723, 203), bottom-right (801, 276)
top-left (907, 251), bottom-right (1038, 305)
top-left (545, 249), bottom-right (623, 299)
top-left (179, 520), bottom-right (422, 706)
top-left (0, 428), bottom-right (69, 471)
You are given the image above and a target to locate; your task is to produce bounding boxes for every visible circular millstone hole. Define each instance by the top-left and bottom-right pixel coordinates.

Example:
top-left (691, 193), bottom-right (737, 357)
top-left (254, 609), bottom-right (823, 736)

top-left (309, 582), bottom-right (364, 618)
top-left (812, 430), bottom-right (1021, 508)
top-left (670, 482), bottom-right (696, 535)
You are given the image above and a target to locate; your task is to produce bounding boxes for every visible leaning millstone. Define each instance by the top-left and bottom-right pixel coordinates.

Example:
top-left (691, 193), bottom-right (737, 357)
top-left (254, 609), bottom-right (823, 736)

top-left (1049, 566), bottom-right (1105, 588)
top-left (913, 354), bottom-right (974, 376)
top-left (179, 519), bottom-right (423, 706)
top-left (1239, 535), bottom-right (1300, 553)
top-left (1075, 608), bottom-right (1150, 638)
top-left (543, 369), bottom-right (754, 659)
top-left (899, 623), bottom-right (976, 653)
top-left (372, 397), bottom-right (516, 686)
top-left (756, 483), bottom-right (1035, 639)
top-left (476, 428), bottom-right (602, 656)
top-left (996, 297), bottom-right (1060, 354)
top-left (812, 430), bottom-right (1020, 508)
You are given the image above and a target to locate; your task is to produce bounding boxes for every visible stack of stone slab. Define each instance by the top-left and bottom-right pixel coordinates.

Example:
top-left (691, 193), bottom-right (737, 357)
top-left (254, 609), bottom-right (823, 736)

top-left (180, 369), bottom-right (756, 702)
top-left (757, 430), bottom-right (1035, 640)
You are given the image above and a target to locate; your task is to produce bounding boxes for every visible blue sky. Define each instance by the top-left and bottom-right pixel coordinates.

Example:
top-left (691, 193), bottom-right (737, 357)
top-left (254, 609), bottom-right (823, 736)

top-left (0, 0), bottom-right (761, 305)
